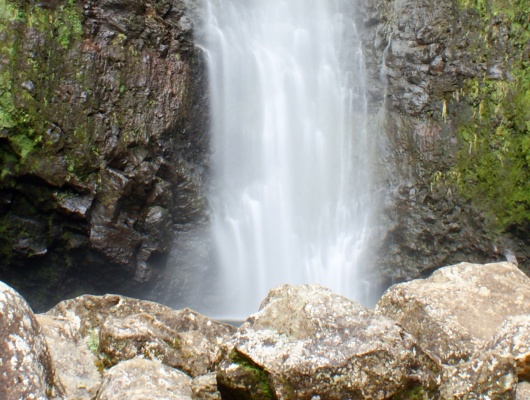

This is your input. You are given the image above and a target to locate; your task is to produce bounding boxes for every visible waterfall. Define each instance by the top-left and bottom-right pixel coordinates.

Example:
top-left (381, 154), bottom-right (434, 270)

top-left (202, 0), bottom-right (377, 319)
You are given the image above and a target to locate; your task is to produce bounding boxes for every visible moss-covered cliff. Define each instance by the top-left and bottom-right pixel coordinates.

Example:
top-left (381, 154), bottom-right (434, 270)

top-left (0, 0), bottom-right (209, 310)
top-left (363, 0), bottom-right (530, 283)
top-left (453, 0), bottom-right (529, 231)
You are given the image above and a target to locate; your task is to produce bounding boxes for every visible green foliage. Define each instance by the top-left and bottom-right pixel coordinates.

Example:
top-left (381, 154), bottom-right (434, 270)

top-left (453, 0), bottom-right (530, 230)
top-left (0, 0), bottom-right (23, 24)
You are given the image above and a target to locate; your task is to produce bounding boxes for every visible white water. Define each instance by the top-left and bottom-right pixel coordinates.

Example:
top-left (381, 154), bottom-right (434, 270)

top-left (203, 0), bottom-right (377, 319)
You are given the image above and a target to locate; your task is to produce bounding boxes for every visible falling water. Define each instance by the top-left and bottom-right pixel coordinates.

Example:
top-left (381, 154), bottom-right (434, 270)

top-left (203, 0), bottom-right (377, 318)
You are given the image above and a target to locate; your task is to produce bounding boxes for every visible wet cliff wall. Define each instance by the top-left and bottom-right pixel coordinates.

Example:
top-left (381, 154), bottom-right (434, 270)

top-left (362, 0), bottom-right (529, 284)
top-left (0, 0), bottom-right (209, 310)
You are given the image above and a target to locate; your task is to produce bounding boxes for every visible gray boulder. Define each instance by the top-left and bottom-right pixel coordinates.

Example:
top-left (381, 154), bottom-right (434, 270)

top-left (439, 351), bottom-right (517, 399)
top-left (517, 382), bottom-right (530, 399)
top-left (96, 358), bottom-right (192, 400)
top-left (217, 284), bottom-right (440, 399)
top-left (191, 373), bottom-right (222, 400)
top-left (0, 281), bottom-right (62, 399)
top-left (376, 262), bottom-right (530, 364)
top-left (481, 315), bottom-right (530, 381)
top-left (46, 294), bottom-right (236, 377)
top-left (36, 314), bottom-right (102, 400)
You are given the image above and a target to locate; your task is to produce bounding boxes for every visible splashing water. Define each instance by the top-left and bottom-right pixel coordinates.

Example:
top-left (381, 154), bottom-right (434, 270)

top-left (202, 0), bottom-right (377, 318)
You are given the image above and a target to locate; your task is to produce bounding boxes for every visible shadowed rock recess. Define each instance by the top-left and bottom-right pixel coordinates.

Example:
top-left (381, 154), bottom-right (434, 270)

top-left (0, 0), bottom-right (209, 310)
top-left (1, 261), bottom-right (530, 399)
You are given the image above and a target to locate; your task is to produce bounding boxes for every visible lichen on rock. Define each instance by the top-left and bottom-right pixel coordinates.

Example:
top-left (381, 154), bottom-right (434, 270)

top-left (96, 358), bottom-right (193, 400)
top-left (46, 293), bottom-right (236, 378)
top-left (376, 261), bottom-right (530, 364)
top-left (218, 284), bottom-right (441, 400)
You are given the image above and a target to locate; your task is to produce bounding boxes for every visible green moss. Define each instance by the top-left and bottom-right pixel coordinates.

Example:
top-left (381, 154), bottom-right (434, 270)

top-left (452, 0), bottom-right (530, 231)
top-left (392, 385), bottom-right (426, 399)
top-left (229, 351), bottom-right (277, 400)
top-left (10, 132), bottom-right (36, 159)
top-left (0, 0), bottom-right (86, 170)
top-left (165, 336), bottom-right (182, 350)
top-left (55, 1), bottom-right (83, 49)
top-left (86, 328), bottom-right (100, 355)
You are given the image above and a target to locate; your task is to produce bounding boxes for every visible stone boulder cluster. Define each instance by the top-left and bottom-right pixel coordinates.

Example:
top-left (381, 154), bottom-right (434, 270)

top-left (1, 261), bottom-right (530, 399)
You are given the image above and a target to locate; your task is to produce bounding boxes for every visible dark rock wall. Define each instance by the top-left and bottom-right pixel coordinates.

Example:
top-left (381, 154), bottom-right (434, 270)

top-left (0, 0), bottom-right (209, 311)
top-left (362, 0), bottom-right (529, 284)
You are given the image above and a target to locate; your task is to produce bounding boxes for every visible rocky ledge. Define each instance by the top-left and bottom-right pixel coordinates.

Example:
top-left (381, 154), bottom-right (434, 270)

top-left (1, 261), bottom-right (530, 399)
top-left (0, 0), bottom-right (209, 311)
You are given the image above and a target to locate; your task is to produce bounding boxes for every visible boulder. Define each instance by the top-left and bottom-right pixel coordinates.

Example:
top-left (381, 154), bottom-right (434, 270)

top-left (481, 315), bottom-right (530, 381)
top-left (439, 351), bottom-right (517, 399)
top-left (36, 314), bottom-right (102, 400)
top-left (376, 262), bottom-right (530, 364)
top-left (191, 373), bottom-right (222, 400)
top-left (0, 281), bottom-right (62, 399)
top-left (217, 284), bottom-right (440, 399)
top-left (517, 382), bottom-right (530, 399)
top-left (96, 358), bottom-right (192, 400)
top-left (46, 294), bottom-right (236, 377)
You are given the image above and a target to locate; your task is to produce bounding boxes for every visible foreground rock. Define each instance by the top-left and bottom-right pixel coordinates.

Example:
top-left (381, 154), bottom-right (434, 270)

top-left (218, 284), bottom-right (440, 399)
top-left (46, 294), bottom-right (236, 377)
top-left (482, 315), bottom-right (530, 381)
top-left (36, 314), bottom-right (101, 400)
top-left (0, 282), bottom-right (62, 399)
top-left (517, 382), bottom-right (530, 399)
top-left (3, 259), bottom-right (530, 400)
top-left (439, 351), bottom-right (517, 399)
top-left (376, 262), bottom-right (530, 364)
top-left (191, 373), bottom-right (222, 400)
top-left (96, 358), bottom-right (192, 400)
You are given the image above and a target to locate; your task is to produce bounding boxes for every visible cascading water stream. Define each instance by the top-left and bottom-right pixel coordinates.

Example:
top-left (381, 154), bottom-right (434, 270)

top-left (202, 0), bottom-right (377, 318)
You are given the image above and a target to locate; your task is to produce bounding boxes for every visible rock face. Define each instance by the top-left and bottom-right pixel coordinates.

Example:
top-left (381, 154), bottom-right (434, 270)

top-left (0, 0), bottom-right (209, 310)
top-left (46, 294), bottom-right (236, 377)
top-left (361, 0), bottom-right (529, 284)
top-left (0, 281), bottom-right (62, 399)
top-left (217, 284), bottom-right (440, 399)
top-left (376, 261), bottom-right (530, 364)
top-left (96, 358), bottom-right (192, 400)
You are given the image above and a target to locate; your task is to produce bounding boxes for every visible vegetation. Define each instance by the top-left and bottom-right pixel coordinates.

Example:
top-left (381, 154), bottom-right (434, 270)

top-left (0, 0), bottom-right (91, 309)
top-left (0, 0), bottom-right (85, 165)
top-left (453, 0), bottom-right (530, 231)
top-left (227, 350), bottom-right (278, 400)
top-left (392, 385), bottom-right (426, 400)
top-left (86, 328), bottom-right (100, 355)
